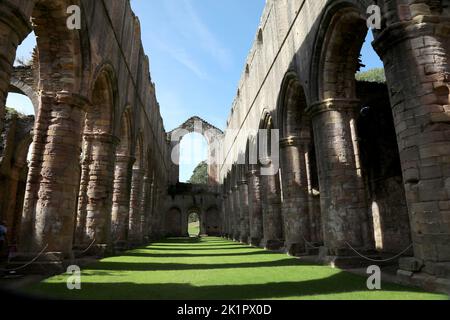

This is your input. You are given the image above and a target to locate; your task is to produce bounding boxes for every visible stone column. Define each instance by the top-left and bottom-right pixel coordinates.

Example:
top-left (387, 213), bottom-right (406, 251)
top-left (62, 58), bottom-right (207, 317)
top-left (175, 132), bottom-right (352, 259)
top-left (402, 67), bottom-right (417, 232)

top-left (238, 180), bottom-right (250, 243)
top-left (18, 92), bottom-right (87, 261)
top-left (75, 135), bottom-right (92, 246)
top-left (304, 147), bottom-right (323, 244)
top-left (0, 2), bottom-right (31, 132)
top-left (147, 180), bottom-right (156, 239)
top-left (128, 168), bottom-right (144, 245)
top-left (83, 133), bottom-right (118, 251)
top-left (20, 94), bottom-right (52, 252)
top-left (373, 6), bottom-right (450, 275)
top-left (280, 136), bottom-right (310, 255)
top-left (222, 194), bottom-right (229, 237)
top-left (260, 162), bottom-right (284, 249)
top-left (232, 186), bottom-right (241, 241)
top-left (111, 155), bottom-right (134, 243)
top-left (139, 173), bottom-right (152, 243)
top-left (307, 99), bottom-right (373, 256)
top-left (4, 165), bottom-right (23, 243)
top-left (247, 169), bottom-right (264, 246)
top-left (227, 190), bottom-right (234, 240)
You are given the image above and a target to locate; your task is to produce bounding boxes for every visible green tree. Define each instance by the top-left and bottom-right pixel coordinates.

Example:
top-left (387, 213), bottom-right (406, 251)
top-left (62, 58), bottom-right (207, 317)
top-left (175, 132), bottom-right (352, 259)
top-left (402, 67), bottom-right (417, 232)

top-left (188, 161), bottom-right (208, 185)
top-left (355, 68), bottom-right (386, 83)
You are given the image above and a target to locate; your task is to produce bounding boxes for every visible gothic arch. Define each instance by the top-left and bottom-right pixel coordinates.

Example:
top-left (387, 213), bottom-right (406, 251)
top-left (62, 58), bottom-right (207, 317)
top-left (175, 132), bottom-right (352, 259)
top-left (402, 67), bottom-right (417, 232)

top-left (169, 116), bottom-right (223, 185)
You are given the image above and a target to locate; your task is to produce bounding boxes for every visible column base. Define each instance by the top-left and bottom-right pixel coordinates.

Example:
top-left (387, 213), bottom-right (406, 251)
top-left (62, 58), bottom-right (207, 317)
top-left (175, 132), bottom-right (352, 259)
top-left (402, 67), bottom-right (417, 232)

top-left (7, 252), bottom-right (65, 275)
top-left (285, 242), bottom-right (307, 256)
top-left (399, 258), bottom-right (450, 279)
top-left (249, 237), bottom-right (262, 247)
top-left (114, 241), bottom-right (129, 252)
top-left (239, 235), bottom-right (249, 244)
top-left (261, 239), bottom-right (284, 251)
top-left (73, 244), bottom-right (113, 258)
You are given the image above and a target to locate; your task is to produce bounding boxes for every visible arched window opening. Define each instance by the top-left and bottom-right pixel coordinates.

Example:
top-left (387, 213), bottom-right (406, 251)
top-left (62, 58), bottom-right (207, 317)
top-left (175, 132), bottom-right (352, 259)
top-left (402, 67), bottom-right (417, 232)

top-left (179, 132), bottom-right (208, 184)
top-left (188, 212), bottom-right (200, 237)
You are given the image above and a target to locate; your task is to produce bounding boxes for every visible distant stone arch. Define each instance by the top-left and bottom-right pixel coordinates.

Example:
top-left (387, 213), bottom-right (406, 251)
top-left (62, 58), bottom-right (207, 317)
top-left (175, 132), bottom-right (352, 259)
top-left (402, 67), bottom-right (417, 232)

top-left (169, 116), bottom-right (223, 185)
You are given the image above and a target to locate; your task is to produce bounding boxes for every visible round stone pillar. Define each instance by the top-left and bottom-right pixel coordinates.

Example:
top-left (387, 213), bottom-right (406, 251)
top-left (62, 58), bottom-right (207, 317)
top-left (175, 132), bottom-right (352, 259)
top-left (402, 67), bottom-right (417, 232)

top-left (238, 180), bottom-right (250, 243)
top-left (222, 194), bottom-right (229, 237)
top-left (247, 169), bottom-right (264, 246)
top-left (128, 168), bottom-right (144, 245)
top-left (232, 186), bottom-right (241, 241)
top-left (83, 133), bottom-right (118, 250)
top-left (19, 92), bottom-right (87, 259)
top-left (139, 173), bottom-right (152, 242)
top-left (373, 9), bottom-right (450, 275)
top-left (111, 155), bottom-right (134, 243)
top-left (260, 159), bottom-right (284, 249)
top-left (74, 135), bottom-right (92, 246)
top-left (280, 136), bottom-right (310, 255)
top-left (307, 99), bottom-right (373, 255)
top-left (227, 190), bottom-right (234, 239)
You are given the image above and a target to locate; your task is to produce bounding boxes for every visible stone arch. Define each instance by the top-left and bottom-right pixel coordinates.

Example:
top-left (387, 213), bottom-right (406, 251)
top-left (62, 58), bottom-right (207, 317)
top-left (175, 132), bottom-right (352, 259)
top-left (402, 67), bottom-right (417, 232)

top-left (307, 1), bottom-right (382, 254)
top-left (76, 65), bottom-right (118, 248)
top-left (169, 116), bottom-right (223, 185)
top-left (187, 206), bottom-right (202, 236)
top-left (31, 0), bottom-right (89, 94)
top-left (310, 0), bottom-right (373, 102)
top-left (9, 77), bottom-right (39, 114)
top-left (277, 71), bottom-right (323, 255)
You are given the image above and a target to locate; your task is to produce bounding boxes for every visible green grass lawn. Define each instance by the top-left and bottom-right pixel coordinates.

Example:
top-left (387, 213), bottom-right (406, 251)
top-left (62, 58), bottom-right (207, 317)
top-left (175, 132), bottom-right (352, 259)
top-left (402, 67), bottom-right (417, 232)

top-left (188, 221), bottom-right (199, 237)
top-left (22, 237), bottom-right (448, 300)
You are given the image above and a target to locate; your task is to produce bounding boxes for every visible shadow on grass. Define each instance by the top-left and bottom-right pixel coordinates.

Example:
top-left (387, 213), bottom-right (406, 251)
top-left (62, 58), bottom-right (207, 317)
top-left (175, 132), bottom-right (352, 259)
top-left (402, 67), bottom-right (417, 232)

top-left (144, 246), bottom-right (253, 251)
top-left (122, 251), bottom-right (272, 258)
top-left (87, 259), bottom-right (333, 271)
top-left (27, 271), bottom-right (436, 300)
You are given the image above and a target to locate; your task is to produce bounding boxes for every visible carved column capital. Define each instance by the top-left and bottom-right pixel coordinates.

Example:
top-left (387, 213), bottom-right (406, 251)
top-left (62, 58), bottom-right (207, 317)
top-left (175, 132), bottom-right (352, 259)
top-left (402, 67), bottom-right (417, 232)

top-left (306, 98), bottom-right (360, 118)
top-left (237, 180), bottom-right (248, 186)
top-left (84, 132), bottom-right (120, 145)
top-left (56, 91), bottom-right (90, 111)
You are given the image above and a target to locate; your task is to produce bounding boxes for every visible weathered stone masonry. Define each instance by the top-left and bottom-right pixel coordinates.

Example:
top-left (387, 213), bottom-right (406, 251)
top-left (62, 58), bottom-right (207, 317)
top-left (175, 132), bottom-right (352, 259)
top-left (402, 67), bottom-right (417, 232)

top-left (0, 0), bottom-right (170, 269)
top-left (0, 0), bottom-right (449, 291)
top-left (219, 0), bottom-right (450, 283)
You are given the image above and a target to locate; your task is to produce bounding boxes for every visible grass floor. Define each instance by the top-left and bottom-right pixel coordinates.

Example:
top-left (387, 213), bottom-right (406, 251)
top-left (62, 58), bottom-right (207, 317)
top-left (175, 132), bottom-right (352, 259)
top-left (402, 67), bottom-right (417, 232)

top-left (188, 221), bottom-right (200, 237)
top-left (23, 237), bottom-right (448, 300)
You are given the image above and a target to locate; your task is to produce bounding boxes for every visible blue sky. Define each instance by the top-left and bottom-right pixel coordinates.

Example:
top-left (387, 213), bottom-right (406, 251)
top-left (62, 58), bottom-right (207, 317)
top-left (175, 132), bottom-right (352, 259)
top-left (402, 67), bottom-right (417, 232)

top-left (8, 1), bottom-right (383, 182)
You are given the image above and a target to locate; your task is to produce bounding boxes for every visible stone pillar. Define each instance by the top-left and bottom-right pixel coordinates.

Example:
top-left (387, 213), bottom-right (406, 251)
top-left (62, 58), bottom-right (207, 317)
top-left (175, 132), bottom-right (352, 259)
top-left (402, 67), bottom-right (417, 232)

top-left (247, 169), bottom-right (264, 246)
top-left (238, 180), bottom-right (250, 243)
top-left (280, 136), bottom-right (310, 255)
top-left (373, 6), bottom-right (450, 275)
top-left (147, 180), bottom-right (156, 239)
top-left (4, 165), bottom-right (23, 243)
top-left (83, 133), bottom-right (117, 251)
top-left (18, 92), bottom-right (87, 260)
top-left (140, 173), bottom-right (152, 242)
top-left (307, 99), bottom-right (373, 255)
top-left (222, 194), bottom-right (229, 237)
top-left (304, 147), bottom-right (323, 244)
top-left (75, 135), bottom-right (92, 246)
top-left (260, 162), bottom-right (284, 249)
top-left (128, 168), bottom-right (144, 245)
top-left (227, 190), bottom-right (234, 239)
top-left (111, 155), bottom-right (134, 243)
top-left (232, 186), bottom-right (241, 241)
top-left (0, 2), bottom-right (31, 132)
